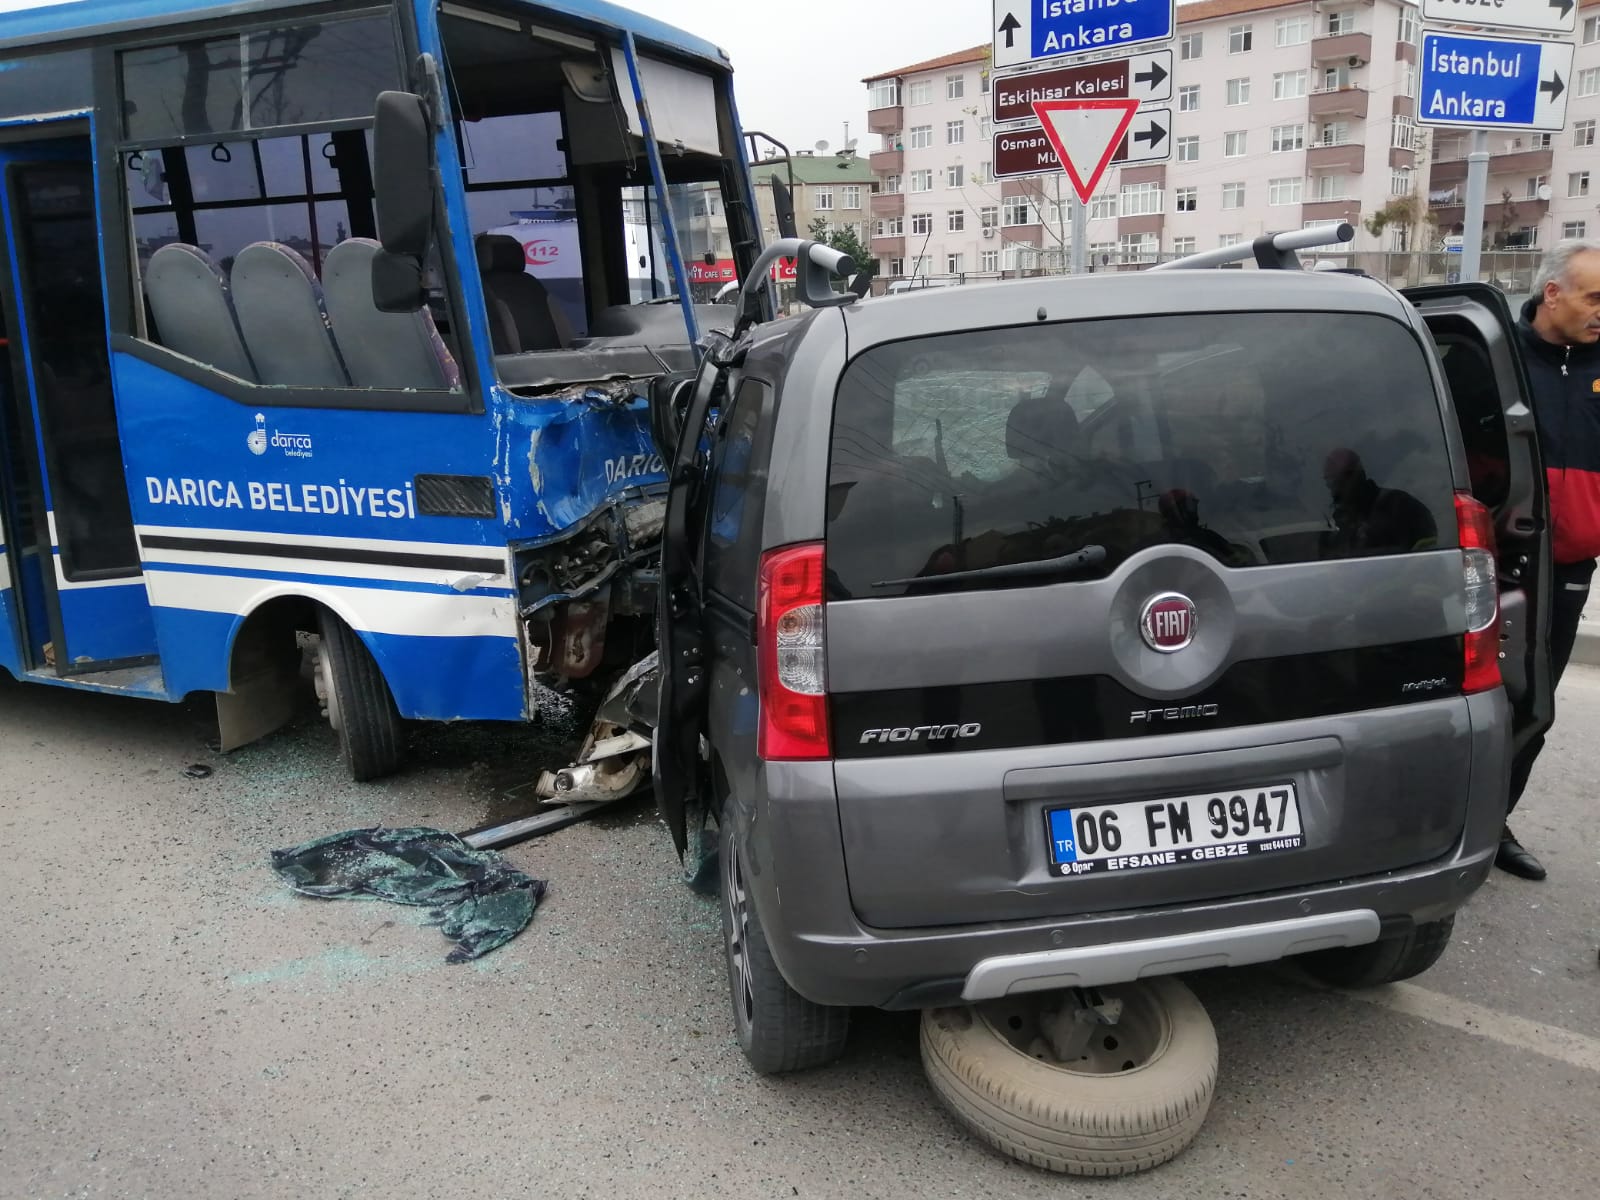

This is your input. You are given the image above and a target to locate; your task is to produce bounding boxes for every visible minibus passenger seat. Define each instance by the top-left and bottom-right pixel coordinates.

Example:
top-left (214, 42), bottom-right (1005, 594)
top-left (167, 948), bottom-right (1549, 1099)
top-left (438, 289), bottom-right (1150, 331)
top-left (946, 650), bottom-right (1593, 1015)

top-left (230, 242), bottom-right (350, 387)
top-left (474, 234), bottom-right (568, 353)
top-left (144, 243), bottom-right (258, 382)
top-left (321, 238), bottom-right (460, 390)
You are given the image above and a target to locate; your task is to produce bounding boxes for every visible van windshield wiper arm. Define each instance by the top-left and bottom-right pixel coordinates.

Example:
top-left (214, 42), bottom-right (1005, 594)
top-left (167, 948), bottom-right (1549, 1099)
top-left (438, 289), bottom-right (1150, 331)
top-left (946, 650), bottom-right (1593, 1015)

top-left (871, 544), bottom-right (1107, 590)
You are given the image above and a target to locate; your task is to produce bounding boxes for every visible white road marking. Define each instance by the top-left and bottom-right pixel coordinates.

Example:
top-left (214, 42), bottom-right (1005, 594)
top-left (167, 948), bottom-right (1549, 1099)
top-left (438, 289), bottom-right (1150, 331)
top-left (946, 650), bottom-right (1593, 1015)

top-left (1341, 982), bottom-right (1600, 1075)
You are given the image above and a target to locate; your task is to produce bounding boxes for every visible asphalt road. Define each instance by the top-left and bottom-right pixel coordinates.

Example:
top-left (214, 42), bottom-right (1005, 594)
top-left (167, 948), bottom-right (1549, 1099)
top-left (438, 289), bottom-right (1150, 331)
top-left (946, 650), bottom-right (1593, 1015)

top-left (1, 669), bottom-right (1597, 1200)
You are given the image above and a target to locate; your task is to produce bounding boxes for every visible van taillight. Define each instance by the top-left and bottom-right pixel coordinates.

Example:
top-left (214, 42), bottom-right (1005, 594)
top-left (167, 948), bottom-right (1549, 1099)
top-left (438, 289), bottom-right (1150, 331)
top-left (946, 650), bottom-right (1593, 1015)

top-left (757, 542), bottom-right (830, 760)
top-left (1455, 493), bottom-right (1500, 695)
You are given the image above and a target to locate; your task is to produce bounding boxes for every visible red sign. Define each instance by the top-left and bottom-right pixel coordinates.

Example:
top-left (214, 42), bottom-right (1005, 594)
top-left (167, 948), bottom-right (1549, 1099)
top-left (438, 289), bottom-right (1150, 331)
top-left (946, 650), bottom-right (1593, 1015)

top-left (685, 258), bottom-right (799, 285)
top-left (1032, 99), bottom-right (1140, 204)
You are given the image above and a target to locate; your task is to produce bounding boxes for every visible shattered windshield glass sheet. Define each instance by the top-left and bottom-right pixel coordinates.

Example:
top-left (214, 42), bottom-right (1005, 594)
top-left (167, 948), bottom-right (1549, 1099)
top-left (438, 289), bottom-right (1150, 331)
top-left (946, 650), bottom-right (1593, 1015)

top-left (271, 827), bottom-right (546, 962)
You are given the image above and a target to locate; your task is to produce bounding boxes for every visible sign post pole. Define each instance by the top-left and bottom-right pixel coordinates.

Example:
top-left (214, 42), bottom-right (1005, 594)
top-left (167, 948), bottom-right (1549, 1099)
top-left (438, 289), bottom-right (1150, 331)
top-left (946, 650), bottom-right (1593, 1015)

top-left (1459, 128), bottom-right (1489, 284)
top-left (1071, 196), bottom-right (1087, 275)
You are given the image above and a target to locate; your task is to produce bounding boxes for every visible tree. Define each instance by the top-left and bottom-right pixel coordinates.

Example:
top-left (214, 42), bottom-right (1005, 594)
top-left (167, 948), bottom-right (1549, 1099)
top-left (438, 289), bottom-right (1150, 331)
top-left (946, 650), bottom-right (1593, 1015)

top-left (1364, 192), bottom-right (1424, 251)
top-left (808, 216), bottom-right (878, 276)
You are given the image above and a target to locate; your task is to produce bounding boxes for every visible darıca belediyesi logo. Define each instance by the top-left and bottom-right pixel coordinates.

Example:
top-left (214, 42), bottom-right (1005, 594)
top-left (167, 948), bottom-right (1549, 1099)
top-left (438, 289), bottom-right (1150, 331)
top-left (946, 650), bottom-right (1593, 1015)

top-left (247, 413), bottom-right (268, 456)
top-left (247, 412), bottom-right (314, 459)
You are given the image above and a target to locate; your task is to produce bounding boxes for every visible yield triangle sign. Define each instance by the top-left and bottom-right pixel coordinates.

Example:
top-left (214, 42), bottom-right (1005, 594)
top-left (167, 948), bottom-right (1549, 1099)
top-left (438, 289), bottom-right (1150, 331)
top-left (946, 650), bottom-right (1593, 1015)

top-left (1031, 99), bottom-right (1140, 205)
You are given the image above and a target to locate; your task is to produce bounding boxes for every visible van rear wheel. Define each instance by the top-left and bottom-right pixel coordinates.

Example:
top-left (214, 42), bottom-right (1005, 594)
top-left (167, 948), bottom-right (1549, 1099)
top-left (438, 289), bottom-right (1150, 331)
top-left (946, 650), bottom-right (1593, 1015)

top-left (314, 610), bottom-right (405, 782)
top-left (920, 979), bottom-right (1218, 1176)
top-left (719, 813), bottom-right (849, 1073)
top-left (1296, 914), bottom-right (1455, 989)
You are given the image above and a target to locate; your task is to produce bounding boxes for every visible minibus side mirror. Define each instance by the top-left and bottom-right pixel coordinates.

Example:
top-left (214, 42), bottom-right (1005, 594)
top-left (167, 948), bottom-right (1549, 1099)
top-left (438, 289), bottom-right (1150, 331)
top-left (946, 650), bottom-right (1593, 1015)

top-left (372, 89), bottom-right (435, 313)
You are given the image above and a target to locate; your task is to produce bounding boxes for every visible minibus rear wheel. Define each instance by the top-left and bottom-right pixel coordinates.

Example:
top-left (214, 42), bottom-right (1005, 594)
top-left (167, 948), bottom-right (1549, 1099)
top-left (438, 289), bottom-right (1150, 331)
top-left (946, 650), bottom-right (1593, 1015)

top-left (314, 610), bottom-right (405, 781)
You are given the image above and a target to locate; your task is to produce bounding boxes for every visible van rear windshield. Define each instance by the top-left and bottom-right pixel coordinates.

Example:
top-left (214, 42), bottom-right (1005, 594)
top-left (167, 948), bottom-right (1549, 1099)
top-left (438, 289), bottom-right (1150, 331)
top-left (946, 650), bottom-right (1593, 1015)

top-left (825, 311), bottom-right (1456, 599)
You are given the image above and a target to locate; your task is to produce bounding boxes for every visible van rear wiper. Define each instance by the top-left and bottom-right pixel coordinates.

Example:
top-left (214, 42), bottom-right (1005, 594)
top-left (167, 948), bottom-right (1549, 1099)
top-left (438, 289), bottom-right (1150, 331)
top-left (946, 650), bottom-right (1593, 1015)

top-left (872, 544), bottom-right (1107, 589)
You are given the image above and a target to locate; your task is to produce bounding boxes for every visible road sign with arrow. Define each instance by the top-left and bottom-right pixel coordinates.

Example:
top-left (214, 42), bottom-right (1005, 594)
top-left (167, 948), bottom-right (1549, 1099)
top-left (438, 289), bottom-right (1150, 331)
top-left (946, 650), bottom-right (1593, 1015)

top-left (992, 50), bottom-right (1173, 123)
top-left (1421, 0), bottom-right (1577, 37)
top-left (992, 0), bottom-right (1176, 69)
top-left (991, 101), bottom-right (1172, 199)
top-left (1418, 31), bottom-right (1575, 131)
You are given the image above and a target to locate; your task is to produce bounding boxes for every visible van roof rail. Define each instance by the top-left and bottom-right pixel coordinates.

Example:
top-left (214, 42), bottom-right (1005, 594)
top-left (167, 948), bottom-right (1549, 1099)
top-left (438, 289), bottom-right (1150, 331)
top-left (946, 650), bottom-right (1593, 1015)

top-left (1150, 222), bottom-right (1355, 273)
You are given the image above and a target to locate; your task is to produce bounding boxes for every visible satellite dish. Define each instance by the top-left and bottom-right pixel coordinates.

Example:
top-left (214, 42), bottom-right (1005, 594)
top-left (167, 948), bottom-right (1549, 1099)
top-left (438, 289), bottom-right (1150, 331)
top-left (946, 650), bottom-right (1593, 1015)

top-left (844, 138), bottom-right (858, 152)
top-left (814, 139), bottom-right (830, 153)
top-left (1537, 184), bottom-right (1553, 201)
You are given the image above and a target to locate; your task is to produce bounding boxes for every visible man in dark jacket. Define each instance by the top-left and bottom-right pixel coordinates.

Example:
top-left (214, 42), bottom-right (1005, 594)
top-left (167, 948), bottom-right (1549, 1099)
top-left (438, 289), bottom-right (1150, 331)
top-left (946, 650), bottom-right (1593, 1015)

top-left (1500, 239), bottom-right (1600, 880)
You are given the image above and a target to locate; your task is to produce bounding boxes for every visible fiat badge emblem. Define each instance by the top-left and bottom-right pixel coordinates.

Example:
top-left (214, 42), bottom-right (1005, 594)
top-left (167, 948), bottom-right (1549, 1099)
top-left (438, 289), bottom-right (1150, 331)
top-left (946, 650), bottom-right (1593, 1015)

top-left (1140, 593), bottom-right (1197, 653)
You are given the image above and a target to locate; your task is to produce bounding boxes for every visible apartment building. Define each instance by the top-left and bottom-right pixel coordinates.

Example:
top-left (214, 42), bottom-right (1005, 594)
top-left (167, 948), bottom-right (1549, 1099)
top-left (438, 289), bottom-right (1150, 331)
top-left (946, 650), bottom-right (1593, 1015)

top-left (748, 151), bottom-right (877, 246)
top-left (861, 0), bottom-right (1600, 275)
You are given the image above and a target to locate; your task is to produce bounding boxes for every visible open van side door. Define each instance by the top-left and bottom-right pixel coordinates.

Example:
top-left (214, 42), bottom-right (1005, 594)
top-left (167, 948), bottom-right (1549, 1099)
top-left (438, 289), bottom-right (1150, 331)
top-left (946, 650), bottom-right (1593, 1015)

top-left (1404, 283), bottom-right (1552, 755)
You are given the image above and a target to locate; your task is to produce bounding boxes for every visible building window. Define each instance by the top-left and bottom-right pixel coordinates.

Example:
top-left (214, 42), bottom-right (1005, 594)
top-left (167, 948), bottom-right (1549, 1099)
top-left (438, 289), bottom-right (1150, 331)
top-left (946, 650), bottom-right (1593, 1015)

top-left (980, 118), bottom-right (992, 139)
top-left (1271, 124), bottom-right (1305, 152)
top-left (1318, 120), bottom-right (1351, 146)
top-left (909, 125), bottom-right (932, 149)
top-left (1583, 14), bottom-right (1600, 43)
top-left (1227, 77), bottom-right (1251, 106)
top-left (842, 185), bottom-right (861, 209)
top-left (1089, 192), bottom-right (1118, 220)
top-left (947, 119), bottom-right (965, 145)
top-left (1222, 182), bottom-right (1245, 209)
top-left (980, 205), bottom-right (998, 228)
top-left (1172, 236), bottom-right (1196, 256)
top-left (1392, 116), bottom-right (1416, 150)
top-left (980, 248), bottom-right (998, 271)
top-left (946, 164), bottom-right (964, 188)
top-left (888, 257), bottom-right (903, 275)
top-left (907, 79), bottom-right (932, 105)
top-left (1321, 66), bottom-right (1354, 91)
top-left (1399, 7), bottom-right (1419, 45)
top-left (1326, 10), bottom-right (1355, 35)
top-left (947, 210), bottom-right (965, 232)
top-left (1174, 186), bottom-right (1197, 213)
top-left (1313, 175), bottom-right (1345, 201)
top-left (1524, 174), bottom-right (1547, 199)
top-left (814, 187), bottom-right (833, 211)
top-left (1119, 233), bottom-right (1157, 263)
top-left (1391, 168), bottom-right (1412, 197)
top-left (1178, 85), bottom-right (1199, 112)
top-left (1229, 24), bottom-right (1253, 53)
top-left (1268, 177), bottom-right (1303, 206)
top-left (1176, 135), bottom-right (1199, 162)
top-left (1532, 132), bottom-right (1553, 149)
top-left (1572, 172), bottom-right (1592, 198)
top-left (1120, 182), bottom-right (1162, 216)
top-left (946, 253), bottom-right (963, 274)
top-left (1564, 221), bottom-right (1588, 239)
top-left (1274, 70), bottom-right (1308, 100)
top-left (980, 160), bottom-right (992, 181)
top-left (1576, 120), bottom-right (1597, 148)
top-left (877, 215), bottom-right (903, 237)
top-left (1181, 32), bottom-right (1203, 60)
top-left (980, 71), bottom-right (990, 94)
top-left (910, 211), bottom-right (932, 235)
top-left (1581, 68), bottom-right (1600, 98)
top-left (1400, 65), bottom-right (1417, 98)
top-left (946, 73), bottom-right (965, 100)
top-left (1219, 234), bottom-right (1242, 247)
top-left (1003, 196), bottom-right (1032, 226)
top-left (910, 169), bottom-right (932, 192)
top-left (1275, 16), bottom-right (1309, 46)
top-left (868, 79), bottom-right (899, 109)
top-left (1225, 130), bottom-right (1247, 157)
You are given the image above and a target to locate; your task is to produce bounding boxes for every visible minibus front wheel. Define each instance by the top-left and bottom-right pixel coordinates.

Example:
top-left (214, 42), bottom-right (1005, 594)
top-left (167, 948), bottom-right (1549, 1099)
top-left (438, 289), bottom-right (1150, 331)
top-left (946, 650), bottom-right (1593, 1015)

top-left (314, 610), bottom-right (405, 781)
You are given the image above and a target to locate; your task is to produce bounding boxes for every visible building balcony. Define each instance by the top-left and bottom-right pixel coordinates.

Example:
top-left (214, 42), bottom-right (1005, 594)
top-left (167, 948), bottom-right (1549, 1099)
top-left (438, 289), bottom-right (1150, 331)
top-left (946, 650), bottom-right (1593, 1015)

top-left (1003, 224), bottom-right (1044, 248)
top-left (1307, 141), bottom-right (1365, 174)
top-left (1389, 147), bottom-right (1416, 171)
top-left (1312, 32), bottom-right (1372, 65)
top-left (1309, 86), bottom-right (1369, 119)
top-left (870, 234), bottom-right (905, 257)
top-left (1301, 198), bottom-right (1362, 224)
top-left (1429, 148), bottom-right (1552, 189)
top-left (1118, 214), bottom-right (1163, 237)
top-left (867, 105), bottom-right (902, 136)
top-left (1428, 197), bottom-right (1548, 233)
top-left (870, 191), bottom-right (905, 217)
top-left (1001, 178), bottom-right (1038, 199)
top-left (869, 148), bottom-right (903, 174)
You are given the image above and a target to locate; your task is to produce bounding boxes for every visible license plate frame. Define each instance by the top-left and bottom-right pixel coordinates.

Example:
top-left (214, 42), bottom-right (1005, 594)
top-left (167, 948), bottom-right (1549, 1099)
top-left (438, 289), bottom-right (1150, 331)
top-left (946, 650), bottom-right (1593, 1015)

top-left (1045, 783), bottom-right (1305, 878)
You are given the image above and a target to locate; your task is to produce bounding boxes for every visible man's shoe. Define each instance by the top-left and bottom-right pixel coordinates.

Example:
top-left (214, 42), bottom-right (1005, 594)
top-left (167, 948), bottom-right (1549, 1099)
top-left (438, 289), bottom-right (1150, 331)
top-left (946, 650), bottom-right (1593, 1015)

top-left (1495, 827), bottom-right (1547, 881)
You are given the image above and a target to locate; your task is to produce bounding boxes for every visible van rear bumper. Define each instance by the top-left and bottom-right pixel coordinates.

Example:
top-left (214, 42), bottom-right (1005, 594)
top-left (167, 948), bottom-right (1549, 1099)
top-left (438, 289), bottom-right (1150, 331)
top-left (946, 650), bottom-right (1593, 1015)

top-left (746, 688), bottom-right (1506, 1009)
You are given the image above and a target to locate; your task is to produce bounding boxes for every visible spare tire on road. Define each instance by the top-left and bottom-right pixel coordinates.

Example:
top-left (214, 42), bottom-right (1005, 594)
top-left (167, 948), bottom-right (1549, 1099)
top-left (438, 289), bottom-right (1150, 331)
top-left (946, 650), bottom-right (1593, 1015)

top-left (920, 977), bottom-right (1217, 1176)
